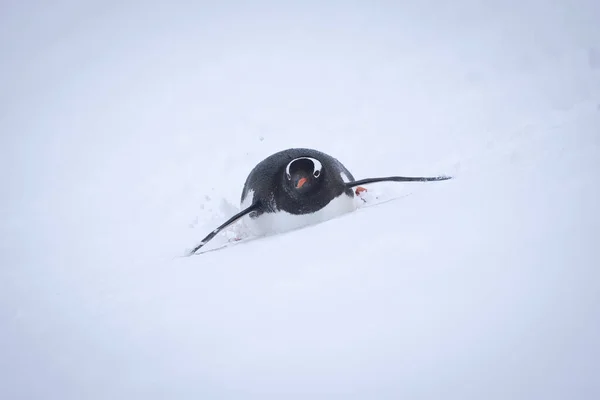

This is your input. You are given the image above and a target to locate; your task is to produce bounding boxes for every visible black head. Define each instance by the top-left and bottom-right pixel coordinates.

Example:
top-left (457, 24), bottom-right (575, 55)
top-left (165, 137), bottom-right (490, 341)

top-left (240, 148), bottom-right (355, 216)
top-left (284, 156), bottom-right (323, 195)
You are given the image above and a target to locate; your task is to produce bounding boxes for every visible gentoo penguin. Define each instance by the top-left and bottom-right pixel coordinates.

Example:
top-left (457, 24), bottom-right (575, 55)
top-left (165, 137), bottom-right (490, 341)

top-left (188, 148), bottom-right (451, 255)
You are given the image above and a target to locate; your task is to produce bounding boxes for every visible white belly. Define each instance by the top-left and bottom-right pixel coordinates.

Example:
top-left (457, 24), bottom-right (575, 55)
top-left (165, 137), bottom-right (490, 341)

top-left (241, 193), bottom-right (359, 237)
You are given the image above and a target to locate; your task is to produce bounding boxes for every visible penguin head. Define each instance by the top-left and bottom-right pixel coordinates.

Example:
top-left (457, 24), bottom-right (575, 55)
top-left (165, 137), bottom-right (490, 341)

top-left (285, 156), bottom-right (323, 195)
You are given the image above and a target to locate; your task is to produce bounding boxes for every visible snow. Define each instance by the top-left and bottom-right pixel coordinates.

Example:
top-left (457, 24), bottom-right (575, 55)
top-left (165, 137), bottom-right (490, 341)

top-left (1, 1), bottom-right (600, 399)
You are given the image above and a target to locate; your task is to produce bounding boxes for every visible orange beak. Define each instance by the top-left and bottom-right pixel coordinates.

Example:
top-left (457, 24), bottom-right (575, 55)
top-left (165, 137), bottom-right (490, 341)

top-left (296, 177), bottom-right (308, 188)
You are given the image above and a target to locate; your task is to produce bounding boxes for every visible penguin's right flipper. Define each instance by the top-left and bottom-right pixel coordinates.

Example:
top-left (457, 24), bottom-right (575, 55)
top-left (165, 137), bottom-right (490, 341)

top-left (188, 202), bottom-right (260, 256)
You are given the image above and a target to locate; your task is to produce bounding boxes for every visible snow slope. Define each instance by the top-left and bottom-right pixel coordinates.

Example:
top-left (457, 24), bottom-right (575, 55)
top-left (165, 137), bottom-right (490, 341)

top-left (2, 1), bottom-right (600, 399)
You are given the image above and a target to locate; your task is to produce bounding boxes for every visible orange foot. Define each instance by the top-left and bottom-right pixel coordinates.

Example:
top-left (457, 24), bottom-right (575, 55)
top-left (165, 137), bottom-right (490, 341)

top-left (355, 186), bottom-right (367, 196)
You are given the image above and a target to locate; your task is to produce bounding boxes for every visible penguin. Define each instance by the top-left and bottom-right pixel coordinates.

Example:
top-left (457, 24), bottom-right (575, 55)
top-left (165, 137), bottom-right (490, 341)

top-left (188, 148), bottom-right (451, 255)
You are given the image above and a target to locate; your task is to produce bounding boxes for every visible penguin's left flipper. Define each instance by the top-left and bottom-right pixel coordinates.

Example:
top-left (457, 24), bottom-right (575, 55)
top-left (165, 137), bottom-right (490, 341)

top-left (346, 175), bottom-right (452, 189)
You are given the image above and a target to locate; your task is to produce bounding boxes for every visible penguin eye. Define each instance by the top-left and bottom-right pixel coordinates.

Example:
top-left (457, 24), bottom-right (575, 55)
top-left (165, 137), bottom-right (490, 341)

top-left (313, 170), bottom-right (321, 178)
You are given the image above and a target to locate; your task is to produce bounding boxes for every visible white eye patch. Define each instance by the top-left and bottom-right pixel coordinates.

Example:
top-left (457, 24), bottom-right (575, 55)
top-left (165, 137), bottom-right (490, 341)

top-left (285, 157), bottom-right (323, 179)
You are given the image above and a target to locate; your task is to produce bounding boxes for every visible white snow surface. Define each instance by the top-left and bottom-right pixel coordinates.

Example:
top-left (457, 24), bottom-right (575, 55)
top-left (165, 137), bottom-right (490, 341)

top-left (1, 1), bottom-right (600, 399)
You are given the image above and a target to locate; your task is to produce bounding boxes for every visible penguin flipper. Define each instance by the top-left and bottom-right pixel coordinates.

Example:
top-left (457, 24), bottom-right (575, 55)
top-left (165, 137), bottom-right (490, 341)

top-left (345, 175), bottom-right (452, 188)
top-left (188, 202), bottom-right (260, 256)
